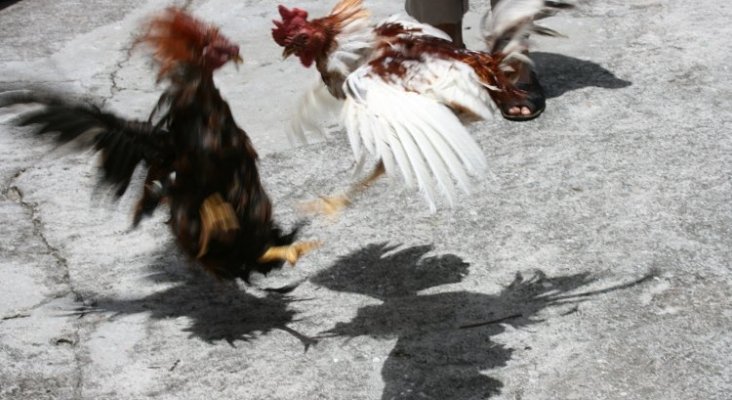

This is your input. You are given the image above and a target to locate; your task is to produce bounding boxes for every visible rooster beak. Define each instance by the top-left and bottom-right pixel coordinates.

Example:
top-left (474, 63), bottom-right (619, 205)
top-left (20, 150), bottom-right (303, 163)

top-left (282, 47), bottom-right (296, 59)
top-left (232, 54), bottom-right (243, 70)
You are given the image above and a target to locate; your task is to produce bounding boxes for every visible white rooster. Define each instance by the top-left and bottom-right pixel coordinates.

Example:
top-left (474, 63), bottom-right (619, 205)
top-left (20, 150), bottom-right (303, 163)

top-left (272, 0), bottom-right (573, 212)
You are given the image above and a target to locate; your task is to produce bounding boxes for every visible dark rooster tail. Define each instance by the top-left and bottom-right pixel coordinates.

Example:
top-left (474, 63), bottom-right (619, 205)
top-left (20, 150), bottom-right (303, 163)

top-left (1, 89), bottom-right (172, 199)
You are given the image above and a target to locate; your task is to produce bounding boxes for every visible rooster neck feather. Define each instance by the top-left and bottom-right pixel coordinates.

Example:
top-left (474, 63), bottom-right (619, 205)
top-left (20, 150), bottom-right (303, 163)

top-left (311, 0), bottom-right (373, 97)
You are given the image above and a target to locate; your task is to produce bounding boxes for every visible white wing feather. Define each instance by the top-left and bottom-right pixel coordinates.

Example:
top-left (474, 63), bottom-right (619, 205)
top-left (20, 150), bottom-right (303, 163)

top-left (290, 78), bottom-right (343, 145)
top-left (418, 57), bottom-right (497, 118)
top-left (343, 72), bottom-right (488, 210)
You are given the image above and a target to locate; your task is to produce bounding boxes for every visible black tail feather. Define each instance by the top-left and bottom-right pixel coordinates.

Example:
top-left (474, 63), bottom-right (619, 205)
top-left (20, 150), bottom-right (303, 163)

top-left (2, 89), bottom-right (173, 198)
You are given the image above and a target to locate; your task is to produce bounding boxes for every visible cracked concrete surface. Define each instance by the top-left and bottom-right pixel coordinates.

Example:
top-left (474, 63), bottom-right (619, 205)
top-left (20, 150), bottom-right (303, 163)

top-left (1, 0), bottom-right (731, 399)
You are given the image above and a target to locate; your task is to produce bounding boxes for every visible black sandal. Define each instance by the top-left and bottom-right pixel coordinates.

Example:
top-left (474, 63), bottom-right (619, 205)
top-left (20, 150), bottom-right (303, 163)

top-left (500, 70), bottom-right (546, 122)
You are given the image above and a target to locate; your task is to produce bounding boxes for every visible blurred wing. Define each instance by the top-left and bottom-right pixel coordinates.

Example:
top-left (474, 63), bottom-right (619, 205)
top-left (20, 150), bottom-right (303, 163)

top-left (342, 63), bottom-right (489, 211)
top-left (1, 90), bottom-right (171, 197)
top-left (482, 0), bottom-right (574, 59)
top-left (289, 79), bottom-right (344, 146)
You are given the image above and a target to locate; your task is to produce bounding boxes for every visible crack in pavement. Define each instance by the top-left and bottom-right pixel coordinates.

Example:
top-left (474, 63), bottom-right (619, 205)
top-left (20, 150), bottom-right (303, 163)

top-left (6, 176), bottom-right (87, 399)
top-left (1, 170), bottom-right (85, 314)
top-left (101, 41), bottom-right (136, 108)
top-left (98, 0), bottom-right (207, 108)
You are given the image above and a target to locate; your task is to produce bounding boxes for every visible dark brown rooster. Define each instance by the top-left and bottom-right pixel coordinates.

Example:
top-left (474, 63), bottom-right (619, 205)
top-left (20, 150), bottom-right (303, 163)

top-left (1, 8), bottom-right (318, 281)
top-left (272, 0), bottom-right (573, 213)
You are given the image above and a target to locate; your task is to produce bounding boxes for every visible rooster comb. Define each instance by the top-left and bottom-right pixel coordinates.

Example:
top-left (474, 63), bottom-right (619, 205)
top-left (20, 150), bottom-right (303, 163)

top-left (138, 7), bottom-right (230, 78)
top-left (272, 5), bottom-right (310, 46)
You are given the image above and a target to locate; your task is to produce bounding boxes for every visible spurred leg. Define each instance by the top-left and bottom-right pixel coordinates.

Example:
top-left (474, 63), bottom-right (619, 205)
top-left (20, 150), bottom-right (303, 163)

top-left (301, 161), bottom-right (385, 216)
top-left (197, 193), bottom-right (239, 258)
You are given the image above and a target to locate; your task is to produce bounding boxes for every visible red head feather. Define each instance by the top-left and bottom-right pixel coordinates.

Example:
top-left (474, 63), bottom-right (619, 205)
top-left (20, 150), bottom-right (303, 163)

top-left (139, 8), bottom-right (241, 79)
top-left (271, 5), bottom-right (310, 47)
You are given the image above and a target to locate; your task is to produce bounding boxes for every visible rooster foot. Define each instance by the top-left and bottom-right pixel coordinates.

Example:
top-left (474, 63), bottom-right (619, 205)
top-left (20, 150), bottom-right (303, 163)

top-left (197, 193), bottom-right (240, 258)
top-left (258, 241), bottom-right (322, 266)
top-left (299, 195), bottom-right (351, 217)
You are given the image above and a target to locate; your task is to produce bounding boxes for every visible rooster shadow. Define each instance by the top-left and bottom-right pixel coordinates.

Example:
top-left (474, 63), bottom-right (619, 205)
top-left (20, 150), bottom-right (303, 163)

top-left (76, 242), bottom-right (315, 348)
top-left (311, 242), bottom-right (654, 400)
top-left (532, 52), bottom-right (632, 99)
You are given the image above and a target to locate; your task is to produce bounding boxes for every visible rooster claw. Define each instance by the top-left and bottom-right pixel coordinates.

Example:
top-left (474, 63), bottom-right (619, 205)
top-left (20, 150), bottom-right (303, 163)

top-left (258, 240), bottom-right (322, 266)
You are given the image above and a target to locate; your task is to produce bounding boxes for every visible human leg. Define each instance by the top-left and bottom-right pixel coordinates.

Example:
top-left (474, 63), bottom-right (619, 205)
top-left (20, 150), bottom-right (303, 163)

top-left (405, 0), bottom-right (468, 47)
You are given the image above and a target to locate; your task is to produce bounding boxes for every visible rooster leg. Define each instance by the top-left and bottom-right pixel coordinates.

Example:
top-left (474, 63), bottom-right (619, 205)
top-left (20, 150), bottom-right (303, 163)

top-left (258, 241), bottom-right (322, 266)
top-left (301, 161), bottom-right (385, 216)
top-left (197, 193), bottom-right (240, 258)
top-left (347, 160), bottom-right (386, 197)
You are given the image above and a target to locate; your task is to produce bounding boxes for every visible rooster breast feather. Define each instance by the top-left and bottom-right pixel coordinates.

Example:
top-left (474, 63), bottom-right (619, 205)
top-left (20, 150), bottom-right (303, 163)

top-left (288, 78), bottom-right (344, 145)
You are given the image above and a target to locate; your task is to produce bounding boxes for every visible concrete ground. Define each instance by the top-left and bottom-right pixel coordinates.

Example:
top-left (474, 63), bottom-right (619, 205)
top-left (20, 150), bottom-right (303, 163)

top-left (0, 0), bottom-right (730, 399)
